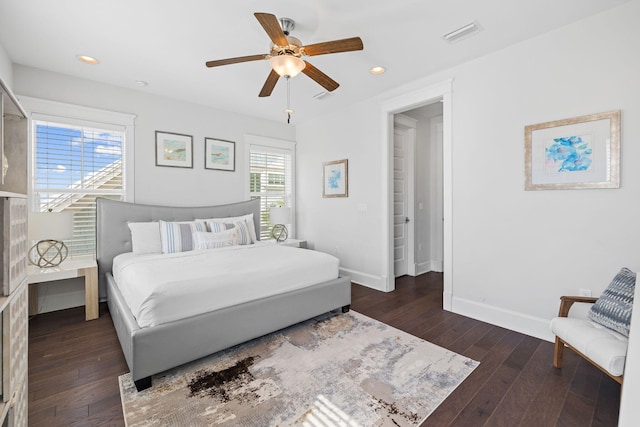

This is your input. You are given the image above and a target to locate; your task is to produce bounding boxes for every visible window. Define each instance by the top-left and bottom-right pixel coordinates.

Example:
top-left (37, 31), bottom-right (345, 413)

top-left (32, 119), bottom-right (124, 258)
top-left (247, 136), bottom-right (295, 240)
top-left (23, 96), bottom-right (135, 260)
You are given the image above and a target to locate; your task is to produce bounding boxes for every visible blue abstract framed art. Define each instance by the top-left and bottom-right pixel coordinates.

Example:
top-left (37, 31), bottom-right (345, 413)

top-left (524, 110), bottom-right (620, 190)
top-left (323, 159), bottom-right (348, 198)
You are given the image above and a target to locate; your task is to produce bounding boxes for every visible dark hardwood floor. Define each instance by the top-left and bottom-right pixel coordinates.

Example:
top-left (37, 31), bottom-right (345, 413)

top-left (28, 273), bottom-right (620, 426)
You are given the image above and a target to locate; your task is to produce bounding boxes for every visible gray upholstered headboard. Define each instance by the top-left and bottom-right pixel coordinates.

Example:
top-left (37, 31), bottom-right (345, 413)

top-left (96, 198), bottom-right (261, 299)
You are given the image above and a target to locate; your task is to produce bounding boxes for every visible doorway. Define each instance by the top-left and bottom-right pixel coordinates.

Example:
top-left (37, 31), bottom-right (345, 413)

top-left (393, 103), bottom-right (444, 278)
top-left (381, 79), bottom-right (453, 310)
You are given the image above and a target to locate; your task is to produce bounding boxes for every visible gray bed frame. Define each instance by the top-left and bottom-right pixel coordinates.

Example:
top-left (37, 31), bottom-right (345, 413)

top-left (96, 198), bottom-right (351, 391)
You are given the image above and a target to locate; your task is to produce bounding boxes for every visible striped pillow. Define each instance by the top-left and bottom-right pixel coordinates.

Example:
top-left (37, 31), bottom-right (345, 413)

top-left (159, 220), bottom-right (207, 254)
top-left (588, 268), bottom-right (636, 337)
top-left (204, 219), bottom-right (255, 245)
top-left (233, 219), bottom-right (254, 245)
top-left (202, 213), bottom-right (258, 243)
top-left (208, 222), bottom-right (234, 233)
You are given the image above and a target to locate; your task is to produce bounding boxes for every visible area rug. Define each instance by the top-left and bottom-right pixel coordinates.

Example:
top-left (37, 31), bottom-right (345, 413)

top-left (119, 311), bottom-right (478, 426)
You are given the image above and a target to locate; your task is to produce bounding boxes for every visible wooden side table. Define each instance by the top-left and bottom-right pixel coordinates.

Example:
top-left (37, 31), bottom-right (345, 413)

top-left (27, 259), bottom-right (98, 321)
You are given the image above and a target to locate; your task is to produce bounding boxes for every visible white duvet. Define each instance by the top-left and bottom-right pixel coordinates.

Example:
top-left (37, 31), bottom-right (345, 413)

top-left (112, 243), bottom-right (340, 328)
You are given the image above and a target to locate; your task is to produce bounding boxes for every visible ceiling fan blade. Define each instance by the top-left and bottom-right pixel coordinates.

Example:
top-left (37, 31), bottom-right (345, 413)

top-left (254, 12), bottom-right (288, 46)
top-left (259, 69), bottom-right (280, 97)
top-left (205, 54), bottom-right (267, 68)
top-left (303, 37), bottom-right (364, 56)
top-left (302, 61), bottom-right (339, 92)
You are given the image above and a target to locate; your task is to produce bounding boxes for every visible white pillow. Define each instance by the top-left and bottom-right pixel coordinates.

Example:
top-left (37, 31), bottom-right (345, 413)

top-left (159, 220), bottom-right (207, 254)
top-left (193, 229), bottom-right (239, 250)
top-left (202, 213), bottom-right (258, 243)
top-left (128, 222), bottom-right (162, 254)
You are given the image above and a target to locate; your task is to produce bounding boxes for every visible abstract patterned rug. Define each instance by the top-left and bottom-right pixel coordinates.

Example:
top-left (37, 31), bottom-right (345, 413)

top-left (119, 311), bottom-right (478, 426)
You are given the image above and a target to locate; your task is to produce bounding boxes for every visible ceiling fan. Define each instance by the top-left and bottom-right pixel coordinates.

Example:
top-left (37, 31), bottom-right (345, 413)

top-left (205, 12), bottom-right (364, 98)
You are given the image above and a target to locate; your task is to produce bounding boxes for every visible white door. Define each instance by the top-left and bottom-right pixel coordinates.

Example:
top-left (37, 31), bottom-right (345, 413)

top-left (393, 117), bottom-right (415, 277)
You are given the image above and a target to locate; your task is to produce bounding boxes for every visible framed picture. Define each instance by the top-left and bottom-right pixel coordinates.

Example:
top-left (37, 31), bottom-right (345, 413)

top-left (205, 138), bottom-right (235, 171)
top-left (155, 131), bottom-right (193, 168)
top-left (323, 159), bottom-right (348, 198)
top-left (524, 110), bottom-right (620, 190)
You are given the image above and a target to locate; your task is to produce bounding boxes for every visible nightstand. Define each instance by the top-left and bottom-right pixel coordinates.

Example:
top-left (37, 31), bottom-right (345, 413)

top-left (28, 258), bottom-right (98, 321)
top-left (269, 238), bottom-right (308, 248)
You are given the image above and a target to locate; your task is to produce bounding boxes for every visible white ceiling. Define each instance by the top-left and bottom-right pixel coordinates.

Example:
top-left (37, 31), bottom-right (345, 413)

top-left (0, 0), bottom-right (629, 124)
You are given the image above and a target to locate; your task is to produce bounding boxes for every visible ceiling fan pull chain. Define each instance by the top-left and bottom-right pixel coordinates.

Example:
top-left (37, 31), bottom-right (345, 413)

top-left (286, 76), bottom-right (292, 124)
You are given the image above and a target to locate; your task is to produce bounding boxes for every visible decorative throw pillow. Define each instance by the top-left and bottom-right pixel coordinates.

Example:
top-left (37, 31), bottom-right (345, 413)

top-left (204, 217), bottom-right (255, 245)
top-left (193, 229), bottom-right (239, 250)
top-left (208, 222), bottom-right (235, 233)
top-left (588, 267), bottom-right (636, 337)
top-left (233, 219), bottom-right (254, 245)
top-left (202, 213), bottom-right (258, 243)
top-left (159, 220), bottom-right (207, 254)
top-left (128, 222), bottom-right (162, 254)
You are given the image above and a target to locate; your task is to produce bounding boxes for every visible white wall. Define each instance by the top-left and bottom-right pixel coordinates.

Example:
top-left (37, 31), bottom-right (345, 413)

top-left (296, 100), bottom-right (385, 287)
top-left (0, 42), bottom-right (12, 89)
top-left (296, 0), bottom-right (640, 341)
top-left (13, 65), bottom-right (295, 206)
top-left (13, 64), bottom-right (295, 313)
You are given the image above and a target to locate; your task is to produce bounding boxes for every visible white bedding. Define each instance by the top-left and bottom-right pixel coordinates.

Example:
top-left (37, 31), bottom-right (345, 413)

top-left (112, 243), bottom-right (340, 328)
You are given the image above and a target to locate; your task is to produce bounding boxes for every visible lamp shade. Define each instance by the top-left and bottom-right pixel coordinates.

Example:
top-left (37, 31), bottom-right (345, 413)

top-left (269, 206), bottom-right (291, 225)
top-left (28, 211), bottom-right (74, 241)
top-left (269, 55), bottom-right (305, 77)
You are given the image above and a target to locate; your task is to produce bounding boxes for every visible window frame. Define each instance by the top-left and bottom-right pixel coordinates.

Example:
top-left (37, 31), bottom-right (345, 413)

top-left (21, 96), bottom-right (135, 259)
top-left (244, 134), bottom-right (296, 240)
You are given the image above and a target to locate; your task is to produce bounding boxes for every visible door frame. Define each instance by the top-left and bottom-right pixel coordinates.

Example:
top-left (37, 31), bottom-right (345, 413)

top-left (380, 78), bottom-right (453, 311)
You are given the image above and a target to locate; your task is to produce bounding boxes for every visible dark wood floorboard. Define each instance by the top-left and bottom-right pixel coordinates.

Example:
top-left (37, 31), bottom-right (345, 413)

top-left (28, 273), bottom-right (620, 426)
top-left (29, 304), bottom-right (129, 426)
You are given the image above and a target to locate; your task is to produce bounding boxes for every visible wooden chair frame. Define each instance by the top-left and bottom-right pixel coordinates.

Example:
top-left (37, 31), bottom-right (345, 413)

top-left (553, 295), bottom-right (623, 385)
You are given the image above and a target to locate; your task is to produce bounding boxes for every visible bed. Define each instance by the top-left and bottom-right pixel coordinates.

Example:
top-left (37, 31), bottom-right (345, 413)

top-left (96, 198), bottom-right (351, 391)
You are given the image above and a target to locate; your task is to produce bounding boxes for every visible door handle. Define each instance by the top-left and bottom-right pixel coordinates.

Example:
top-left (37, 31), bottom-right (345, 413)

top-left (405, 217), bottom-right (410, 223)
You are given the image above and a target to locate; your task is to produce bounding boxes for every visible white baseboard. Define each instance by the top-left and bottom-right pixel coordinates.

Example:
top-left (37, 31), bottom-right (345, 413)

top-left (339, 267), bottom-right (388, 292)
top-left (451, 296), bottom-right (555, 342)
top-left (415, 260), bottom-right (443, 275)
top-left (429, 260), bottom-right (443, 273)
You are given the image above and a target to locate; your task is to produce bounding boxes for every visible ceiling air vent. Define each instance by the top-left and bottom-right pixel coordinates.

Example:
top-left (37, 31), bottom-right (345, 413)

top-left (442, 21), bottom-right (482, 44)
top-left (313, 91), bottom-right (331, 100)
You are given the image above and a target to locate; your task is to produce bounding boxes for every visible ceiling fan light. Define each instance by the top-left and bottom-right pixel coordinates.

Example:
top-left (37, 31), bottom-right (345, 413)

top-left (270, 55), bottom-right (305, 77)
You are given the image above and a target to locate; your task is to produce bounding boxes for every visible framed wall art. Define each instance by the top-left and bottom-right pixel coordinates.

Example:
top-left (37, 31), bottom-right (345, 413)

top-left (205, 138), bottom-right (235, 171)
top-left (524, 110), bottom-right (620, 190)
top-left (155, 131), bottom-right (193, 168)
top-left (323, 159), bottom-right (348, 198)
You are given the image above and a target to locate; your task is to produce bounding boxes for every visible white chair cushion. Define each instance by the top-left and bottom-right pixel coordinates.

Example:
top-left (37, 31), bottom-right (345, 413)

top-left (551, 316), bottom-right (628, 377)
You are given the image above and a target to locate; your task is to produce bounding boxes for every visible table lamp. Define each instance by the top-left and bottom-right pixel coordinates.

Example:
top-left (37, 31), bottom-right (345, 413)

top-left (269, 206), bottom-right (291, 243)
top-left (28, 211), bottom-right (74, 268)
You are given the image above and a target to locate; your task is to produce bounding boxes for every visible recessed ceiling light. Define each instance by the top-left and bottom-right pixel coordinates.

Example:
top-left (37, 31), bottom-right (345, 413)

top-left (76, 54), bottom-right (99, 65)
top-left (135, 80), bottom-right (148, 87)
top-left (370, 66), bottom-right (386, 75)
